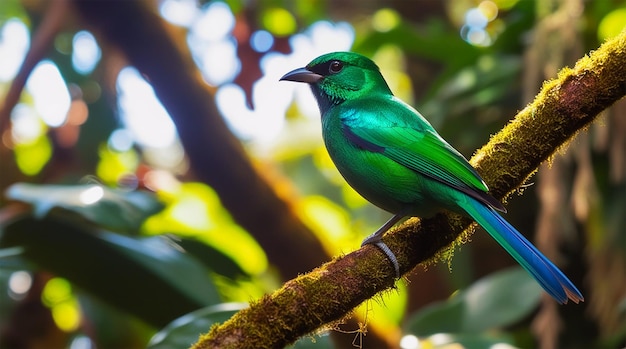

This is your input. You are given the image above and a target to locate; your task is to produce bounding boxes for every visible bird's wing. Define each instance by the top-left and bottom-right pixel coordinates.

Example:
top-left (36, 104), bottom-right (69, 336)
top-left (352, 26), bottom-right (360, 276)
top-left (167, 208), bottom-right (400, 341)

top-left (340, 97), bottom-right (506, 211)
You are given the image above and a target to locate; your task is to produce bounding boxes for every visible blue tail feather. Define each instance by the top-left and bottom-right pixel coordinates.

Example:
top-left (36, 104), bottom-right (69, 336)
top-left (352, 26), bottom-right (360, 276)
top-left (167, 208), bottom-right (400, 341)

top-left (462, 197), bottom-right (583, 304)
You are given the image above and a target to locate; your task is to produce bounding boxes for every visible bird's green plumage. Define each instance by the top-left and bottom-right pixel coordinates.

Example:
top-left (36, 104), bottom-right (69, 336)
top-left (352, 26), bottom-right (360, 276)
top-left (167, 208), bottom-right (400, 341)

top-left (303, 52), bottom-right (503, 215)
top-left (337, 97), bottom-right (507, 211)
top-left (280, 51), bottom-right (583, 304)
top-left (322, 95), bottom-right (500, 216)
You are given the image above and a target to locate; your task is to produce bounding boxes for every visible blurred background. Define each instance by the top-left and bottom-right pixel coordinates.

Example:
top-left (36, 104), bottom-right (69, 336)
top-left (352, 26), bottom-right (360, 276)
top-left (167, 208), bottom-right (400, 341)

top-left (0, 0), bottom-right (624, 348)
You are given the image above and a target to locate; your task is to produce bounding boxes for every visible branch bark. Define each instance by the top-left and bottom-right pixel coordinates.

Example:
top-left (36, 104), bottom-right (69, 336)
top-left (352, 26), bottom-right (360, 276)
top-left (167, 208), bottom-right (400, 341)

top-left (193, 31), bottom-right (626, 348)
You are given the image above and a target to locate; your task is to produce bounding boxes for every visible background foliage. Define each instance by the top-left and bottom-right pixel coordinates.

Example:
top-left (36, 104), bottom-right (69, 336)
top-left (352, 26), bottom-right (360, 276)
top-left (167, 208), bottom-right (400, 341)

top-left (0, 0), bottom-right (624, 348)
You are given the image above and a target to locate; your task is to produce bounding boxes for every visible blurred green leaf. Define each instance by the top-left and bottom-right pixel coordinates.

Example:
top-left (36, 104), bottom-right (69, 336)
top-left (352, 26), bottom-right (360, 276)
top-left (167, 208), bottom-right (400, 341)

top-left (78, 294), bottom-right (157, 348)
top-left (405, 292), bottom-right (465, 336)
top-left (148, 301), bottom-right (336, 348)
top-left (0, 216), bottom-right (220, 327)
top-left (354, 19), bottom-right (483, 103)
top-left (5, 183), bottom-right (163, 232)
top-left (460, 266), bottom-right (542, 332)
top-left (355, 21), bottom-right (481, 67)
top-left (288, 333), bottom-right (335, 348)
top-left (0, 247), bottom-right (29, 269)
top-left (0, 269), bottom-right (18, 334)
top-left (175, 238), bottom-right (247, 279)
top-left (406, 267), bottom-right (542, 336)
top-left (420, 54), bottom-right (521, 130)
top-left (148, 302), bottom-right (246, 348)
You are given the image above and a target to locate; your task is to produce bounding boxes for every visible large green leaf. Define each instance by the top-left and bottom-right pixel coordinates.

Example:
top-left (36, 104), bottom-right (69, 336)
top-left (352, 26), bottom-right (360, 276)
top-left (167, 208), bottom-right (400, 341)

top-left (288, 333), bottom-right (334, 348)
top-left (148, 303), bottom-right (246, 348)
top-left (0, 216), bottom-right (220, 327)
top-left (460, 266), bottom-right (543, 332)
top-left (5, 183), bottom-right (163, 232)
top-left (406, 267), bottom-right (542, 336)
top-left (404, 294), bottom-right (465, 336)
top-left (175, 238), bottom-right (247, 279)
top-left (148, 302), bottom-right (336, 349)
top-left (0, 247), bottom-right (28, 269)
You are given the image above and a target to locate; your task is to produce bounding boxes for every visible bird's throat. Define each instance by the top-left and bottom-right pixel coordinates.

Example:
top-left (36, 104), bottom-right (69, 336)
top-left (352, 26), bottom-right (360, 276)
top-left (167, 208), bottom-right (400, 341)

top-left (310, 84), bottom-right (343, 116)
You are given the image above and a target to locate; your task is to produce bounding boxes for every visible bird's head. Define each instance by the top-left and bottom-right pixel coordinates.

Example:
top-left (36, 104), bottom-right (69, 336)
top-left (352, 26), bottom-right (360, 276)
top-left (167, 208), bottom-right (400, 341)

top-left (280, 52), bottom-right (392, 112)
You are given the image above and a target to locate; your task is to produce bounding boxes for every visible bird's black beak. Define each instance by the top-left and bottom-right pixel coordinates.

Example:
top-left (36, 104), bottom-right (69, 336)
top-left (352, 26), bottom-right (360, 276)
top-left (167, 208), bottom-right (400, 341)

top-left (280, 67), bottom-right (323, 83)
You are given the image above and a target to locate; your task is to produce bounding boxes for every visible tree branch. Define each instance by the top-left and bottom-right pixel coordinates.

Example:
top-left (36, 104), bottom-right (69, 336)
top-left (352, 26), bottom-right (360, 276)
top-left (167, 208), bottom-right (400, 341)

top-left (0, 0), bottom-right (69, 197)
top-left (0, 0), bottom-right (69, 134)
top-left (194, 31), bottom-right (626, 348)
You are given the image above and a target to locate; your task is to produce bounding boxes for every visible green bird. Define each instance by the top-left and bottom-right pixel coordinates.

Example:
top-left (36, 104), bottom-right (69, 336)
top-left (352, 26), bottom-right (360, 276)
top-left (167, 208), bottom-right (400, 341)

top-left (280, 52), bottom-right (583, 304)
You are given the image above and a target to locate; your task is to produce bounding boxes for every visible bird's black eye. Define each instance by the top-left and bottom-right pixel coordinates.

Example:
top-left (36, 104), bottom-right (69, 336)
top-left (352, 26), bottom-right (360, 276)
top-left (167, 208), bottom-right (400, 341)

top-left (329, 61), bottom-right (343, 74)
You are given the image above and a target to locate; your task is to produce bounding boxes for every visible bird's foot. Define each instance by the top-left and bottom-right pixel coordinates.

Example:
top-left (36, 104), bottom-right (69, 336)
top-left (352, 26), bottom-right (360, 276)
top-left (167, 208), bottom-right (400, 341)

top-left (368, 240), bottom-right (400, 278)
top-left (360, 213), bottom-right (406, 279)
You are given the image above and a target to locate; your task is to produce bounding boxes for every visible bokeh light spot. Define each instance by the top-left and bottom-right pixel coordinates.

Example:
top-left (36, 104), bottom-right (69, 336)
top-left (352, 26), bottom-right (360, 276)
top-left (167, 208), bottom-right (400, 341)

top-left (198, 39), bottom-right (240, 85)
top-left (465, 8), bottom-right (489, 28)
top-left (97, 146), bottom-right (139, 185)
top-left (429, 333), bottom-right (455, 346)
top-left (262, 8), bottom-right (296, 36)
top-left (8, 271), bottom-right (32, 299)
top-left (42, 278), bottom-right (72, 306)
top-left (250, 30), bottom-right (274, 52)
top-left (598, 8), bottom-right (626, 41)
top-left (216, 20), bottom-right (354, 147)
top-left (160, 0), bottom-right (199, 27)
top-left (461, 2), bottom-right (499, 47)
top-left (187, 1), bottom-right (239, 86)
top-left (461, 25), bottom-right (492, 47)
top-left (0, 18), bottom-right (29, 82)
top-left (14, 134), bottom-right (52, 176)
top-left (108, 129), bottom-right (134, 152)
top-left (52, 300), bottom-right (81, 332)
top-left (69, 335), bottom-right (93, 349)
top-left (478, 1), bottom-right (499, 21)
top-left (469, 27), bottom-right (489, 45)
top-left (79, 185), bottom-right (104, 205)
top-left (192, 1), bottom-right (234, 41)
top-left (372, 8), bottom-right (400, 32)
top-left (399, 335), bottom-right (420, 349)
top-left (117, 67), bottom-right (178, 148)
top-left (72, 30), bottom-right (101, 75)
top-left (26, 61), bottom-right (71, 127)
top-left (11, 104), bottom-right (45, 144)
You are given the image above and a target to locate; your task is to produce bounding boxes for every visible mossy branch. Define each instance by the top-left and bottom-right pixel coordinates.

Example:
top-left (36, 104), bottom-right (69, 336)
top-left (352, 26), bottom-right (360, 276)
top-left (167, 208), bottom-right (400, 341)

top-left (193, 32), bottom-right (626, 349)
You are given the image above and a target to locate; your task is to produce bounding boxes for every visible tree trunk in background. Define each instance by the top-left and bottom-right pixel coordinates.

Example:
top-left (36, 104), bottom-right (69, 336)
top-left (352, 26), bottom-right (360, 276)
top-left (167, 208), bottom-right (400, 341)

top-left (524, 1), bottom-right (599, 347)
top-left (72, 0), bottom-right (329, 281)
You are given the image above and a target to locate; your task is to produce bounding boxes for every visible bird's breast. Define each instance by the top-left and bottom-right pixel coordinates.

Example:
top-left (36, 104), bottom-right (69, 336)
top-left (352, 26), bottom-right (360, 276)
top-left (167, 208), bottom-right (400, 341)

top-left (321, 112), bottom-right (439, 217)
